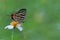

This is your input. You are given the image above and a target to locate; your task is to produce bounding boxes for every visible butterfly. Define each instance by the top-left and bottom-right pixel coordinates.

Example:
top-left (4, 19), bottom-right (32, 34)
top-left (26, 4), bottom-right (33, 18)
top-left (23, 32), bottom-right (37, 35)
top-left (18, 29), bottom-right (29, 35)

top-left (10, 9), bottom-right (26, 23)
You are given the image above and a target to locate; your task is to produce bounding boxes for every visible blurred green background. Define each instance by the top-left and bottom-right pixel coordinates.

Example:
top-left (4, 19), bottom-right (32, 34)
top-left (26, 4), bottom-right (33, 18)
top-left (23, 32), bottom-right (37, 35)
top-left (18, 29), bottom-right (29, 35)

top-left (0, 0), bottom-right (60, 40)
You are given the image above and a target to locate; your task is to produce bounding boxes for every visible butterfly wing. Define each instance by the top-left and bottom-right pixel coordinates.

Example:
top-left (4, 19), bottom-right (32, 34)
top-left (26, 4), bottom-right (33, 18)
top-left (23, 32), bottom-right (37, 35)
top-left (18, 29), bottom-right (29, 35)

top-left (12, 9), bottom-right (26, 23)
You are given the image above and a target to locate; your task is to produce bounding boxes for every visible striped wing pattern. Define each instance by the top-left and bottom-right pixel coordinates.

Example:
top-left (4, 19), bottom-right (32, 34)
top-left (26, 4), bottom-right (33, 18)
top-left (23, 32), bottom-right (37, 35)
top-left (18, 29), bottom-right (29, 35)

top-left (13, 9), bottom-right (26, 23)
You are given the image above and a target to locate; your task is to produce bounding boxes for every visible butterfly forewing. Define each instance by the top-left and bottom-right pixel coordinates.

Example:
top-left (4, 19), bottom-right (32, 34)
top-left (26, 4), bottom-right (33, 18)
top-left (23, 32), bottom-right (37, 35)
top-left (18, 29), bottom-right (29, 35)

top-left (13, 9), bottom-right (26, 23)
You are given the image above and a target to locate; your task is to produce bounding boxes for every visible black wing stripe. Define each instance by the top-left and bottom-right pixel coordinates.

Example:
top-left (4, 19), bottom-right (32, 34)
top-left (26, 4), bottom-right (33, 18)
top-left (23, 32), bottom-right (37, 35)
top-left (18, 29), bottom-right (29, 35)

top-left (13, 9), bottom-right (26, 23)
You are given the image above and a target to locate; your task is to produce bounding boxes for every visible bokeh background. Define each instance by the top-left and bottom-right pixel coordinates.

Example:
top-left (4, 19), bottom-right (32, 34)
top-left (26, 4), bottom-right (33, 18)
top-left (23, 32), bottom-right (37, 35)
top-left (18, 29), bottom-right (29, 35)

top-left (0, 0), bottom-right (60, 40)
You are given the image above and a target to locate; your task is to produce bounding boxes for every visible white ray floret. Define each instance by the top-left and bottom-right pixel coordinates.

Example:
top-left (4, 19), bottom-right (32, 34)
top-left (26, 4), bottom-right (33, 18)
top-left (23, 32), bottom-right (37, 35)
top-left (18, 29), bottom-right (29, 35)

top-left (16, 24), bottom-right (23, 31)
top-left (5, 25), bottom-right (14, 29)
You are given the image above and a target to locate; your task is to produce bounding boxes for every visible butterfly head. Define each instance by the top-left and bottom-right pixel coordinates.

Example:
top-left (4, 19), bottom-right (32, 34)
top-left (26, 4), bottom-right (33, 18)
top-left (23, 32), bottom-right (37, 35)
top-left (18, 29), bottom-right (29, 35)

top-left (10, 13), bottom-right (16, 20)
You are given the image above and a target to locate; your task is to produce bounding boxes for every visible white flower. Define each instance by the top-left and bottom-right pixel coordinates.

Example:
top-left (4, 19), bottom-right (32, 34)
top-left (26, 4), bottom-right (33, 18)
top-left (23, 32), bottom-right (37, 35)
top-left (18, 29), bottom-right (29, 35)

top-left (5, 24), bottom-right (23, 31)
top-left (16, 24), bottom-right (23, 31)
top-left (5, 25), bottom-right (14, 29)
